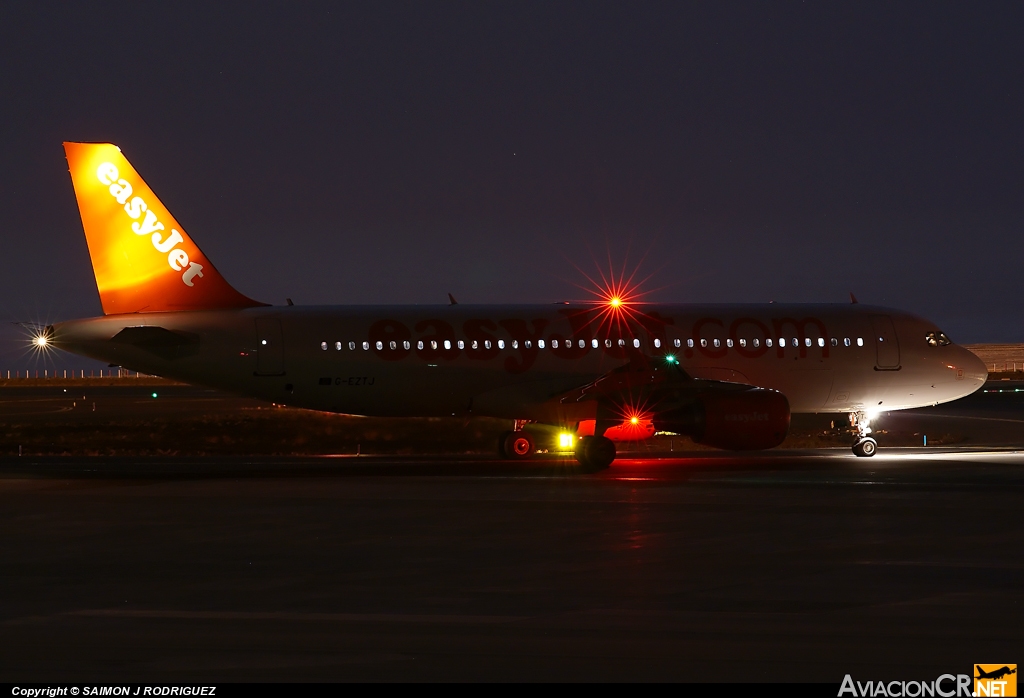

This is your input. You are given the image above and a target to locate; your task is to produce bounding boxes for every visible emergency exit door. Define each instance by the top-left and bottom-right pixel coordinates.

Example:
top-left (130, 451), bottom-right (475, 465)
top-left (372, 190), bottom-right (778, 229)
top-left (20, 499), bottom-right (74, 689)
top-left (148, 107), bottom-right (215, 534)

top-left (255, 318), bottom-right (285, 376)
top-left (870, 315), bottom-right (900, 369)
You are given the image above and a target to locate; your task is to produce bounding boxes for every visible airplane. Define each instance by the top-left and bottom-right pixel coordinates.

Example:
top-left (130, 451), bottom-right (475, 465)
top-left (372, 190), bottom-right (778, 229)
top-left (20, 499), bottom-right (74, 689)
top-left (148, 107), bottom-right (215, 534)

top-left (976, 666), bottom-right (1017, 681)
top-left (40, 142), bottom-right (989, 469)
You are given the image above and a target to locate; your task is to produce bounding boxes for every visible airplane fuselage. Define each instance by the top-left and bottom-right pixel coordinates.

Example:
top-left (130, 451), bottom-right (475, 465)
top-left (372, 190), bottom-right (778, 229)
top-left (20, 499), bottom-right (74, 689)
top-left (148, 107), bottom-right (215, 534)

top-left (51, 302), bottom-right (987, 425)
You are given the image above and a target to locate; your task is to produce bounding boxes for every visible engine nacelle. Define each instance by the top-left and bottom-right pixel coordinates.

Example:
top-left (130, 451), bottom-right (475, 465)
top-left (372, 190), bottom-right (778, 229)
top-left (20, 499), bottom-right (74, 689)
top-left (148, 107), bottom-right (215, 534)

top-left (656, 389), bottom-right (790, 451)
top-left (577, 418), bottom-right (655, 442)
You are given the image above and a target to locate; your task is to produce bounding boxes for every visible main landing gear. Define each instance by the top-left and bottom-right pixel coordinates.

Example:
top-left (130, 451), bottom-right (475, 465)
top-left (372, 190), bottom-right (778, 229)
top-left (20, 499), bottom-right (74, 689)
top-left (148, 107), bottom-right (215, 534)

top-left (498, 420), bottom-right (616, 472)
top-left (500, 430), bottom-right (535, 459)
top-left (575, 435), bottom-right (616, 471)
top-left (849, 411), bottom-right (877, 458)
top-left (499, 420), bottom-right (535, 460)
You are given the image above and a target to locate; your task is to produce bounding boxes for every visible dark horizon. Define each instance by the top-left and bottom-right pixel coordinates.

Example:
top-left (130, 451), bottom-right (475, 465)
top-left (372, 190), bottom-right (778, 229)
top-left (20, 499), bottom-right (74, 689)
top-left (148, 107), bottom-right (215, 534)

top-left (2, 2), bottom-right (1022, 370)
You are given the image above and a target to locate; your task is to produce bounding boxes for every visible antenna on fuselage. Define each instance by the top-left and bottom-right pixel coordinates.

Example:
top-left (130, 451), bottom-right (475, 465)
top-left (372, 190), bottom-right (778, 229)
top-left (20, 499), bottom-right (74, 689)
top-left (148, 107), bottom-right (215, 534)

top-left (448, 293), bottom-right (458, 305)
top-left (850, 292), bottom-right (859, 304)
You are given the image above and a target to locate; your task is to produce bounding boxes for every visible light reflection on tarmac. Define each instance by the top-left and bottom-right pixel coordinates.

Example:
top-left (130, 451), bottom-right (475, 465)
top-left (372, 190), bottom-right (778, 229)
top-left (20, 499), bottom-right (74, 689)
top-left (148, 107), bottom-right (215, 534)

top-left (1, 448), bottom-right (1022, 681)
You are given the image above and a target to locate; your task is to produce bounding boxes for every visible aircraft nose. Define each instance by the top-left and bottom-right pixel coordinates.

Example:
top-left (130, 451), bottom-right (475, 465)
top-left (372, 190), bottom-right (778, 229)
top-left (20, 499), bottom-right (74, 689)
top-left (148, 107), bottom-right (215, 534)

top-left (959, 345), bottom-right (989, 389)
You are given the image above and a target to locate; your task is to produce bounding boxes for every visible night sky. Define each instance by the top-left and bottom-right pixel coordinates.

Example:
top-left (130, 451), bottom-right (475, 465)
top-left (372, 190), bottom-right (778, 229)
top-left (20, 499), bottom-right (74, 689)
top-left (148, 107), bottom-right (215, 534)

top-left (1, 3), bottom-right (1022, 370)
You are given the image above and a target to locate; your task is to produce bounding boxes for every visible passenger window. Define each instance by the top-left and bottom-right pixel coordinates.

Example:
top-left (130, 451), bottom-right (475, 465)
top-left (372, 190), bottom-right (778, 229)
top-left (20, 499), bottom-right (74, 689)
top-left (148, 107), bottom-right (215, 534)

top-left (376, 341), bottom-right (384, 350)
top-left (633, 338), bottom-right (641, 348)
top-left (739, 339), bottom-right (746, 348)
top-left (805, 338), bottom-right (812, 347)
top-left (512, 340), bottom-right (519, 349)
top-left (831, 338), bottom-right (838, 347)
top-left (348, 341), bottom-right (356, 351)
top-left (417, 340), bottom-right (424, 350)
top-left (817, 338), bottom-right (825, 348)
top-left (525, 340), bottom-right (532, 349)
top-left (335, 341), bottom-right (342, 351)
top-left (579, 339), bottom-right (586, 349)
top-left (498, 340), bottom-right (505, 349)
top-left (844, 338), bottom-right (850, 347)
top-left (538, 340), bottom-right (545, 349)
top-left (431, 340), bottom-right (438, 350)
top-left (654, 338), bottom-right (661, 348)
top-left (403, 341), bottom-right (411, 350)
top-left (484, 340), bottom-right (492, 349)
top-left (856, 337), bottom-right (864, 346)
top-left (389, 341), bottom-right (397, 350)
top-left (753, 338), bottom-right (759, 348)
top-left (551, 339), bottom-right (558, 348)
top-left (713, 339), bottom-right (721, 348)
top-left (320, 341), bottom-right (328, 351)
top-left (673, 339), bottom-right (681, 348)
top-left (726, 338), bottom-right (734, 348)
top-left (457, 340), bottom-right (464, 349)
top-left (700, 339), bottom-right (708, 348)
top-left (687, 339), bottom-right (694, 348)
top-left (592, 339), bottom-right (599, 349)
top-left (603, 339), bottom-right (611, 348)
top-left (443, 340), bottom-right (451, 350)
top-left (362, 341), bottom-right (370, 350)
top-left (766, 338), bottom-right (773, 348)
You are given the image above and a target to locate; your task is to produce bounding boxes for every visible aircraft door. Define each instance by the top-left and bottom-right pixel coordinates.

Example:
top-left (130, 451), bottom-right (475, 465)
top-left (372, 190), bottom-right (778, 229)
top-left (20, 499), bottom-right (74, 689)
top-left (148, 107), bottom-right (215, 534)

top-left (255, 318), bottom-right (285, 376)
top-left (870, 315), bottom-right (900, 369)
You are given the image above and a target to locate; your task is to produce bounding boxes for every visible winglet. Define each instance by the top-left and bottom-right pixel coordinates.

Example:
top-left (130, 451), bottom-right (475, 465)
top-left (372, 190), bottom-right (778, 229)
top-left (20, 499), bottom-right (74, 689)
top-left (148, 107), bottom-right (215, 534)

top-left (63, 142), bottom-right (266, 315)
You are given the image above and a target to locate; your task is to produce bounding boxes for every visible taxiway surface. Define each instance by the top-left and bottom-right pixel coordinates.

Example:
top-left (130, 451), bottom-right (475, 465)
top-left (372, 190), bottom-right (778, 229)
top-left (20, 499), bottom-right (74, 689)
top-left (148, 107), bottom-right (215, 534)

top-left (1, 449), bottom-right (1021, 681)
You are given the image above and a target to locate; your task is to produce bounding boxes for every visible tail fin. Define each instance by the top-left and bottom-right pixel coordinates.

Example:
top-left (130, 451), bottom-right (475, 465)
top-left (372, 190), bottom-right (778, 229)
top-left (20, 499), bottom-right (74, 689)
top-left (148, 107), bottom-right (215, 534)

top-left (63, 142), bottom-right (266, 314)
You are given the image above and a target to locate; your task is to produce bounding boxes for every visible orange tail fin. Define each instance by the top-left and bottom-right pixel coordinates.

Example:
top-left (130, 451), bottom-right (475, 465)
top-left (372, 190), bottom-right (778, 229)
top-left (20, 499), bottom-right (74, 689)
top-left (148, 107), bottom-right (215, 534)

top-left (63, 142), bottom-right (266, 314)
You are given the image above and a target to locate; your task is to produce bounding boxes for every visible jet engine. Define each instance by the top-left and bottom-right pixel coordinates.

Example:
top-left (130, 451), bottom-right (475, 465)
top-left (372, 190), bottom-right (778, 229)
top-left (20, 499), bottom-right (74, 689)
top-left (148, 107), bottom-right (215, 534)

top-left (656, 388), bottom-right (790, 451)
top-left (576, 418), bottom-right (656, 442)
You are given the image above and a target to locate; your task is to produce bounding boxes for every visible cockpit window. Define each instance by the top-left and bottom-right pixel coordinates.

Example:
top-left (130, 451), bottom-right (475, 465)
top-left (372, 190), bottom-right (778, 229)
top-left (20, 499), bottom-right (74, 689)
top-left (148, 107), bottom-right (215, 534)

top-left (925, 331), bottom-right (952, 347)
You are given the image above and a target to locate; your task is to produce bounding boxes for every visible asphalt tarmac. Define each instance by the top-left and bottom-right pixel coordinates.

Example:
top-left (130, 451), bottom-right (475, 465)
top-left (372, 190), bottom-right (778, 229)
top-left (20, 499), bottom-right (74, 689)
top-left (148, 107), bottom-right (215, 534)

top-left (1, 448), bottom-right (1022, 682)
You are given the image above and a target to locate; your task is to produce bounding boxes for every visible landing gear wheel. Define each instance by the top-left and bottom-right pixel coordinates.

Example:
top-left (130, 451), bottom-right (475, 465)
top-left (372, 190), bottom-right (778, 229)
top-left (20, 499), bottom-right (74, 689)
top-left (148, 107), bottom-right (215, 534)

top-left (575, 435), bottom-right (616, 471)
top-left (501, 430), bottom-right (535, 459)
top-left (852, 437), bottom-right (877, 458)
top-left (574, 436), bottom-right (592, 468)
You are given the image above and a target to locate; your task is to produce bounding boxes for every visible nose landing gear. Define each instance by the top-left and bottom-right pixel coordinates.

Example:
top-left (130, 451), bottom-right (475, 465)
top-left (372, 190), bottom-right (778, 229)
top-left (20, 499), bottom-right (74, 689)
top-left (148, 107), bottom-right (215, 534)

top-left (852, 437), bottom-right (877, 457)
top-left (849, 411), bottom-right (877, 457)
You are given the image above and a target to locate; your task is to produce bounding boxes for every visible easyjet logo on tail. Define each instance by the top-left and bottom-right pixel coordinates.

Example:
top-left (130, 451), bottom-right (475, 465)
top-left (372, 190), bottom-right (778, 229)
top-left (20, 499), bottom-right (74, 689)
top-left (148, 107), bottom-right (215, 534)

top-left (95, 162), bottom-right (204, 287)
